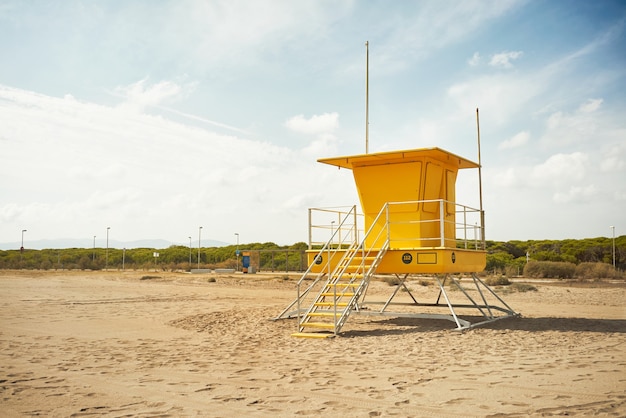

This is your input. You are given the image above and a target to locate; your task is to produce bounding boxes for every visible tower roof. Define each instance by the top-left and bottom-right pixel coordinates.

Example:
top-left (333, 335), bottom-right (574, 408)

top-left (318, 147), bottom-right (479, 170)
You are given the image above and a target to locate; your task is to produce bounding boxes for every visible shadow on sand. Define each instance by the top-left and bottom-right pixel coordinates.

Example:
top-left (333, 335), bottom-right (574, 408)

top-left (340, 315), bottom-right (626, 338)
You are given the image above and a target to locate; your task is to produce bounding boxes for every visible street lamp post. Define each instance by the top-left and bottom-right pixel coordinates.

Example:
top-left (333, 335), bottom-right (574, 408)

top-left (198, 226), bottom-right (203, 270)
top-left (20, 229), bottom-right (27, 263)
top-left (106, 227), bottom-right (110, 271)
top-left (235, 233), bottom-right (239, 272)
top-left (188, 236), bottom-right (192, 270)
top-left (93, 235), bottom-right (96, 262)
top-left (610, 226), bottom-right (616, 269)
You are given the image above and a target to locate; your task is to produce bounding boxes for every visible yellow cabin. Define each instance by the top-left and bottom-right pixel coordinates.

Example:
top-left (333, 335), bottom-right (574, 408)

top-left (307, 147), bottom-right (486, 274)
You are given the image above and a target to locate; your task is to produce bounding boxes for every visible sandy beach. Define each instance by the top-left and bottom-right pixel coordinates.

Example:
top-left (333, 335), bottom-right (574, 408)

top-left (1, 270), bottom-right (625, 417)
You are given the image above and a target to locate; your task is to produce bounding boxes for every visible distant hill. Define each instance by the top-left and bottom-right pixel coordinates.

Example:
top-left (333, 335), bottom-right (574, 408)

top-left (0, 238), bottom-right (229, 250)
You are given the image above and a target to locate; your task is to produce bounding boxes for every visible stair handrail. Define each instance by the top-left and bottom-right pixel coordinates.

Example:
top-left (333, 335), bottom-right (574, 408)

top-left (329, 203), bottom-right (391, 333)
top-left (290, 206), bottom-right (358, 326)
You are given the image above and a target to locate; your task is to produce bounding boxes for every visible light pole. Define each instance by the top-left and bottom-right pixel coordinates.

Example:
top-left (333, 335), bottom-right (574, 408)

top-left (610, 226), bottom-right (616, 269)
top-left (93, 235), bottom-right (96, 262)
top-left (235, 232), bottom-right (239, 272)
top-left (188, 236), bottom-right (192, 270)
top-left (20, 229), bottom-right (27, 263)
top-left (122, 248), bottom-right (126, 271)
top-left (106, 227), bottom-right (110, 271)
top-left (198, 226), bottom-right (203, 270)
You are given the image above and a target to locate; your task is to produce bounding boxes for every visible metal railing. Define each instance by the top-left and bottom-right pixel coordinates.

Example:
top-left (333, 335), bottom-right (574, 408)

top-left (308, 206), bottom-right (363, 250)
top-left (308, 200), bottom-right (484, 252)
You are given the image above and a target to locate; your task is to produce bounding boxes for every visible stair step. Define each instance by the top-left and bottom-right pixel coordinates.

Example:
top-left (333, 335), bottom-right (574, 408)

top-left (325, 283), bottom-right (360, 288)
top-left (307, 311), bottom-right (341, 317)
top-left (314, 302), bottom-right (349, 307)
top-left (302, 322), bottom-right (335, 329)
top-left (343, 265), bottom-right (371, 271)
top-left (330, 274), bottom-right (365, 280)
top-left (320, 292), bottom-right (354, 297)
top-left (291, 332), bottom-right (335, 339)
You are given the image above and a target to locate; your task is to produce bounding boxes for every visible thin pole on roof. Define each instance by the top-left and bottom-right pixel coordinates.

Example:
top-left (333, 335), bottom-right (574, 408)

top-left (476, 108), bottom-right (485, 247)
top-left (365, 41), bottom-right (369, 154)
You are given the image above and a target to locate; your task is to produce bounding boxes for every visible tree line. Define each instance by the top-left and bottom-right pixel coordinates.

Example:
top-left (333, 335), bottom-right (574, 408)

top-left (0, 242), bottom-right (308, 272)
top-left (1, 236), bottom-right (623, 278)
top-left (485, 236), bottom-right (624, 278)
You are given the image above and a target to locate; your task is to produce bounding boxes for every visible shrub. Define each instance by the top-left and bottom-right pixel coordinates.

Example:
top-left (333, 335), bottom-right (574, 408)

top-left (382, 276), bottom-right (402, 286)
top-left (510, 283), bottom-right (538, 292)
top-left (485, 276), bottom-right (510, 286)
top-left (575, 262), bottom-right (621, 280)
top-left (523, 261), bottom-right (576, 279)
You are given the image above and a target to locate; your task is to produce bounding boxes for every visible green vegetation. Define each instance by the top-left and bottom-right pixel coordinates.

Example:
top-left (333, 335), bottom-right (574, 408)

top-left (382, 276), bottom-right (403, 286)
top-left (1, 236), bottom-right (623, 280)
top-left (510, 283), bottom-right (538, 292)
top-left (0, 241), bottom-right (309, 272)
top-left (484, 276), bottom-right (511, 286)
top-left (486, 236), bottom-right (625, 279)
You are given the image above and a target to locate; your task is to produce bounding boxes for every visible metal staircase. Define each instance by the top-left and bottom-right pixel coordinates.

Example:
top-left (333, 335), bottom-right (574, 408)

top-left (276, 204), bottom-right (391, 338)
top-left (292, 239), bottom-right (389, 338)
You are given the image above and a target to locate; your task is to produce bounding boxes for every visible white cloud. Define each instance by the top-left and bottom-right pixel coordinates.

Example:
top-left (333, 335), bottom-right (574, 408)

top-left (532, 152), bottom-right (589, 186)
top-left (0, 85), bottom-right (352, 245)
top-left (490, 151), bottom-right (591, 190)
top-left (284, 112), bottom-right (339, 135)
top-left (499, 131), bottom-right (529, 149)
top-left (489, 50), bottom-right (523, 69)
top-left (540, 98), bottom-right (607, 148)
top-left (447, 73), bottom-right (539, 126)
top-left (114, 79), bottom-right (194, 113)
top-left (578, 98), bottom-right (603, 113)
top-left (600, 143), bottom-right (626, 172)
top-left (553, 184), bottom-right (598, 203)
top-left (468, 52), bottom-right (481, 66)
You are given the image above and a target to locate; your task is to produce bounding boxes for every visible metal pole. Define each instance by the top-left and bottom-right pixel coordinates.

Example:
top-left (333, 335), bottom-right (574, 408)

top-left (365, 41), bottom-right (369, 154)
top-left (611, 226), bottom-right (616, 269)
top-left (93, 235), bottom-right (96, 262)
top-left (353, 205), bottom-right (358, 244)
top-left (106, 227), bottom-right (110, 271)
top-left (308, 208), bottom-right (313, 250)
top-left (198, 226), bottom-right (203, 270)
top-left (439, 200), bottom-right (445, 247)
top-left (235, 232), bottom-right (239, 272)
top-left (122, 248), bottom-right (126, 271)
top-left (476, 108), bottom-right (485, 248)
top-left (20, 229), bottom-right (26, 263)
top-left (188, 236), bottom-right (192, 270)
top-left (337, 212), bottom-right (342, 246)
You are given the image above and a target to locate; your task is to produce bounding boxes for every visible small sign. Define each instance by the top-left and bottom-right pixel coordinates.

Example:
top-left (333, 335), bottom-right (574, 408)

top-left (451, 252), bottom-right (456, 263)
top-left (314, 254), bottom-right (323, 264)
top-left (153, 252), bottom-right (159, 258)
top-left (402, 253), bottom-right (413, 264)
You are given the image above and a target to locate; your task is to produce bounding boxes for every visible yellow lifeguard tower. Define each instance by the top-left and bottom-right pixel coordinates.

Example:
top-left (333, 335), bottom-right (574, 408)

top-left (275, 147), bottom-right (518, 338)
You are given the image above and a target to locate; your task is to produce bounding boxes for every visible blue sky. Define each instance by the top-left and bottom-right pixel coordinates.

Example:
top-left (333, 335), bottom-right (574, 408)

top-left (1, 0), bottom-right (625, 249)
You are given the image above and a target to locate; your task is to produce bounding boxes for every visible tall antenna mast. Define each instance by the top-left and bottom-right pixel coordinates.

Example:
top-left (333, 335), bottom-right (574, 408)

top-left (476, 108), bottom-right (485, 247)
top-left (365, 41), bottom-right (369, 154)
